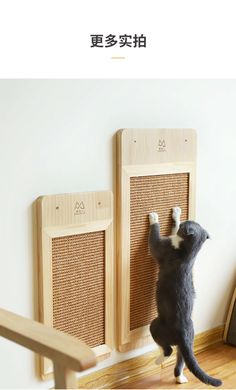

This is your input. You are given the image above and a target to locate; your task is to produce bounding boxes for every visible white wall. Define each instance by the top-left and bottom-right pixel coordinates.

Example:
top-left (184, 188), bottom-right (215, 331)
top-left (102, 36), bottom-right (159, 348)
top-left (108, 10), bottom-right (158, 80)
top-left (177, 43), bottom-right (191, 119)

top-left (0, 80), bottom-right (235, 388)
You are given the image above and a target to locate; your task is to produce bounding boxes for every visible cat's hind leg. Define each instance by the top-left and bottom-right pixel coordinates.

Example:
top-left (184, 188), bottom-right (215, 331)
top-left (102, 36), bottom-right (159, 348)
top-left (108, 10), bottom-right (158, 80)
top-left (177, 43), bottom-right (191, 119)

top-left (174, 347), bottom-right (188, 384)
top-left (150, 317), bottom-right (173, 365)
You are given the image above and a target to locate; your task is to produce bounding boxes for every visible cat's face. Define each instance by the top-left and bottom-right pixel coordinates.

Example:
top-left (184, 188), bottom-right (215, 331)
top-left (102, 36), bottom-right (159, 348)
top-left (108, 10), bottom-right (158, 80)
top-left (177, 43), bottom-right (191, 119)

top-left (177, 220), bottom-right (209, 247)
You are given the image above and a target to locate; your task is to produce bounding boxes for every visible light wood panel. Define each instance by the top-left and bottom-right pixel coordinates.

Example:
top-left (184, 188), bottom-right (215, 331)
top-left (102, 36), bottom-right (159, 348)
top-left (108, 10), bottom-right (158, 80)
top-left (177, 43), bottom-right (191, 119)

top-left (117, 129), bottom-right (197, 352)
top-left (37, 191), bottom-right (114, 379)
top-left (118, 128), bottom-right (197, 166)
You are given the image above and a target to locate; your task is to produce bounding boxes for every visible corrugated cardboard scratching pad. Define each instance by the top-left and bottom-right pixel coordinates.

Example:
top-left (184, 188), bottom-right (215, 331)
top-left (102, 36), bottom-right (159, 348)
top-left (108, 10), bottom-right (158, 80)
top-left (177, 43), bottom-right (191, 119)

top-left (130, 173), bottom-right (189, 331)
top-left (52, 231), bottom-right (105, 348)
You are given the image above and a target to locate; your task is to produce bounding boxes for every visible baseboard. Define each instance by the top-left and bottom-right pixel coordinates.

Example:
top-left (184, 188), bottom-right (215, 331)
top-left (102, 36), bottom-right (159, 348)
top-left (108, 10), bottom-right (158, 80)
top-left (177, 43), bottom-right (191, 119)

top-left (77, 325), bottom-right (224, 389)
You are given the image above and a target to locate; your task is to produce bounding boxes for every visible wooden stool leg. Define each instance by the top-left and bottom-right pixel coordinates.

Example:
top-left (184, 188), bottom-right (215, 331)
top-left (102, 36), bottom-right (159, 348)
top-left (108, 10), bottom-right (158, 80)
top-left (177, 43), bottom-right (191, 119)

top-left (53, 362), bottom-right (77, 389)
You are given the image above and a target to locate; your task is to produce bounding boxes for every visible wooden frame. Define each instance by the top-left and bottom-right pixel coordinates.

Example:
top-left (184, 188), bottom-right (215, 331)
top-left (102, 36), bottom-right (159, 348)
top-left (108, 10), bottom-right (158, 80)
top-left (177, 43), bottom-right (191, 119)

top-left (0, 307), bottom-right (96, 389)
top-left (117, 128), bottom-right (197, 352)
top-left (37, 191), bottom-right (114, 378)
top-left (223, 286), bottom-right (236, 343)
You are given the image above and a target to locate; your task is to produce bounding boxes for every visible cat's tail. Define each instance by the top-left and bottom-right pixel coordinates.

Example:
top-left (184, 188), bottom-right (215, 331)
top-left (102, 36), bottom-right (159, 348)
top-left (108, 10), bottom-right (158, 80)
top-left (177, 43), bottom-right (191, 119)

top-left (179, 341), bottom-right (222, 387)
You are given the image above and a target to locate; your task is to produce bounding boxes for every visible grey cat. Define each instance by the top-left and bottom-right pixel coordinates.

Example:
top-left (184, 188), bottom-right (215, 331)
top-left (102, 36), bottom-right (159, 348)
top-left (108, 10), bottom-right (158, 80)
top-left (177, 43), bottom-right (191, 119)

top-left (148, 207), bottom-right (222, 387)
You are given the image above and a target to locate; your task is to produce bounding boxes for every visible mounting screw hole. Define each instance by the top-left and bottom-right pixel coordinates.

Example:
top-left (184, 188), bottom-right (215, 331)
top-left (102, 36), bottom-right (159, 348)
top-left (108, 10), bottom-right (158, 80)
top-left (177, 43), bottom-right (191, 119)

top-left (134, 140), bottom-right (137, 143)
top-left (56, 206), bottom-right (59, 210)
top-left (185, 139), bottom-right (188, 142)
top-left (98, 202), bottom-right (101, 206)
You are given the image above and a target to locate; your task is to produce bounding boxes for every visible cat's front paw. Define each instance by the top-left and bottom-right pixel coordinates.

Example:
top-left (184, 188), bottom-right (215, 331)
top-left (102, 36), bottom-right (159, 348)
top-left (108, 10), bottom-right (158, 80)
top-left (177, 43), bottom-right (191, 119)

top-left (149, 212), bottom-right (159, 225)
top-left (172, 207), bottom-right (181, 221)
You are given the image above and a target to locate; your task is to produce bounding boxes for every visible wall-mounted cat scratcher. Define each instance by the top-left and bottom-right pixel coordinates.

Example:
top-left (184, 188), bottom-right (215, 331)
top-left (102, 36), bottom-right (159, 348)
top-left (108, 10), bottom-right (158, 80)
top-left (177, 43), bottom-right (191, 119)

top-left (117, 128), bottom-right (197, 352)
top-left (37, 191), bottom-right (114, 379)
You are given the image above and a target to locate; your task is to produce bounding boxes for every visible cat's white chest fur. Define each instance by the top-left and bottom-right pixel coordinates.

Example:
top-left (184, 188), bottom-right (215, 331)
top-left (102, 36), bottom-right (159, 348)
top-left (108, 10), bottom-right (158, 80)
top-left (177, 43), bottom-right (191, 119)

top-left (170, 234), bottom-right (183, 249)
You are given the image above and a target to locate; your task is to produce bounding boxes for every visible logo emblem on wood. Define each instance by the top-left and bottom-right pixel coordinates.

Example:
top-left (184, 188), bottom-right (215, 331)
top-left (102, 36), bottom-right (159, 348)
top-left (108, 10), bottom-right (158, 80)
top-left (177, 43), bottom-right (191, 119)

top-left (74, 201), bottom-right (85, 215)
top-left (158, 139), bottom-right (166, 152)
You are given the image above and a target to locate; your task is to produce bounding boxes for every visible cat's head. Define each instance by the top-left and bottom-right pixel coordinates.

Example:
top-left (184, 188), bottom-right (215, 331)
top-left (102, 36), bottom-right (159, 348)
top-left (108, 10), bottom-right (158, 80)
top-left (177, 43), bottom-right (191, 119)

top-left (177, 220), bottom-right (210, 250)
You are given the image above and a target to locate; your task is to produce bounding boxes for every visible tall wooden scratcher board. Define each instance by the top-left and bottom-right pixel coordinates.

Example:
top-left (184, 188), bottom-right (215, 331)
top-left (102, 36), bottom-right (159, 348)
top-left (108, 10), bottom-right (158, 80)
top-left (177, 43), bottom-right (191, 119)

top-left (37, 191), bottom-right (114, 379)
top-left (117, 128), bottom-right (197, 352)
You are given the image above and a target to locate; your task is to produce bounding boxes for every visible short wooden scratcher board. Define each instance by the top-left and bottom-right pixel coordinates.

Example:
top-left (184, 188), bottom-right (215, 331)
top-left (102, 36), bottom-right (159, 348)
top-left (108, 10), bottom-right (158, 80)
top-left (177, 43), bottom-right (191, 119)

top-left (117, 128), bottom-right (196, 352)
top-left (37, 191), bottom-right (114, 379)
